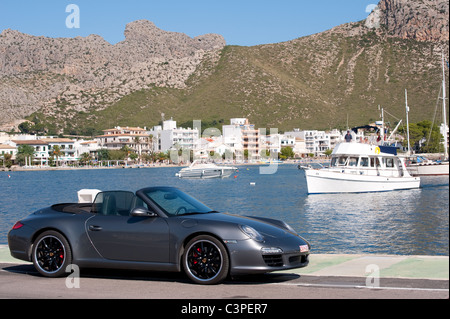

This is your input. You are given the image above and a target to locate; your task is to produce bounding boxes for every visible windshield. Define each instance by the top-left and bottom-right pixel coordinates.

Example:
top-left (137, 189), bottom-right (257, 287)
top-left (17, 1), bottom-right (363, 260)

top-left (143, 188), bottom-right (214, 216)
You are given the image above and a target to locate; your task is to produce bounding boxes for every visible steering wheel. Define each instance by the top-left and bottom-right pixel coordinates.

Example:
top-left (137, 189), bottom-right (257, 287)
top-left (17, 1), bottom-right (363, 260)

top-left (175, 206), bottom-right (188, 215)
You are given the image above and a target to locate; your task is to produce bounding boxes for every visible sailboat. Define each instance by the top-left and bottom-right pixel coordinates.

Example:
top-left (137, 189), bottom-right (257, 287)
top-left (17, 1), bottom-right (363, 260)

top-left (406, 52), bottom-right (449, 176)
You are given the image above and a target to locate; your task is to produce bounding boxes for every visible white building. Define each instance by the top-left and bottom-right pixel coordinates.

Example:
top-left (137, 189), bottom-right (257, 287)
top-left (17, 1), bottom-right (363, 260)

top-left (222, 124), bottom-right (243, 151)
top-left (75, 140), bottom-right (101, 160)
top-left (298, 129), bottom-right (341, 156)
top-left (41, 138), bottom-right (77, 164)
top-left (280, 135), bottom-right (296, 149)
top-left (282, 131), bottom-right (308, 157)
top-left (0, 144), bottom-right (16, 161)
top-left (153, 119), bottom-right (200, 153)
top-left (260, 133), bottom-right (279, 156)
top-left (262, 130), bottom-right (308, 158)
top-left (223, 118), bottom-right (260, 162)
top-left (96, 126), bottom-right (152, 156)
top-left (10, 139), bottom-right (50, 165)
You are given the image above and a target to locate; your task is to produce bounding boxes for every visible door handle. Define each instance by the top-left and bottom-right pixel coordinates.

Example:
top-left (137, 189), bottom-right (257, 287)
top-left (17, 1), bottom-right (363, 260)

top-left (89, 225), bottom-right (102, 231)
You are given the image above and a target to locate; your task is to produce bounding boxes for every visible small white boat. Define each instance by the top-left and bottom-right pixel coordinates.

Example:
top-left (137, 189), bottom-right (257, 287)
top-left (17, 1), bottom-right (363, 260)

top-left (176, 161), bottom-right (237, 179)
top-left (304, 143), bottom-right (420, 194)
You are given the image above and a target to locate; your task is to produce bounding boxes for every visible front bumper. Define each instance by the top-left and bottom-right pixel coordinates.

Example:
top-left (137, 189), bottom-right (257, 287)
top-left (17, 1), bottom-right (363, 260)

top-left (225, 238), bottom-right (310, 275)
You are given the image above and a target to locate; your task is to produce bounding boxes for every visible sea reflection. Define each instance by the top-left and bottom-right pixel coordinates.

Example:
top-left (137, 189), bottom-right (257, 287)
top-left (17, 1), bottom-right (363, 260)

top-left (0, 165), bottom-right (448, 255)
top-left (297, 186), bottom-right (448, 255)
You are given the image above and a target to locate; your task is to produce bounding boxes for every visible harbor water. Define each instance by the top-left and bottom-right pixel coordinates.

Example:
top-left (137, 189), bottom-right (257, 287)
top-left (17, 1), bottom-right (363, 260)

top-left (0, 164), bottom-right (448, 255)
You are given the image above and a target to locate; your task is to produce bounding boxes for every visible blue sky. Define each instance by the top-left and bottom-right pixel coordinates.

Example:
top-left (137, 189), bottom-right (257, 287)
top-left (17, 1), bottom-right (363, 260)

top-left (0, 1), bottom-right (378, 46)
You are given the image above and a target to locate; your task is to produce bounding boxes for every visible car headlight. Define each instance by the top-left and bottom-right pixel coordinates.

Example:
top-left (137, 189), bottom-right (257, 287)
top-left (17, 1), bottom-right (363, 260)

top-left (261, 247), bottom-right (283, 254)
top-left (240, 225), bottom-right (264, 242)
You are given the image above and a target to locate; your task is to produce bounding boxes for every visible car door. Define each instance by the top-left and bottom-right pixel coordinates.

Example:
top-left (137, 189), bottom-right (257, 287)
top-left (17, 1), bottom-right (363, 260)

top-left (85, 191), bottom-right (170, 262)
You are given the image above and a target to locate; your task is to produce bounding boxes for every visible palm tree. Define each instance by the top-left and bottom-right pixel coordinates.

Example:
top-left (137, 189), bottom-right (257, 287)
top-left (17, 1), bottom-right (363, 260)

top-left (52, 145), bottom-right (63, 167)
top-left (134, 136), bottom-right (141, 155)
top-left (79, 152), bottom-right (92, 166)
top-left (1, 153), bottom-right (12, 168)
top-left (16, 144), bottom-right (35, 166)
top-left (148, 134), bottom-right (157, 163)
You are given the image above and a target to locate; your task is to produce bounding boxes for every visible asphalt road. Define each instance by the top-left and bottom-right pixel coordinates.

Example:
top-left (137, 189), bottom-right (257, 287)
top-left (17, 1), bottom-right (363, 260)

top-left (1, 263), bottom-right (448, 300)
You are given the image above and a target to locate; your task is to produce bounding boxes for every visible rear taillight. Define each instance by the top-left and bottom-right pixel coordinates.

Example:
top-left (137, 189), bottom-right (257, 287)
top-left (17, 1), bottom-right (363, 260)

top-left (12, 221), bottom-right (24, 230)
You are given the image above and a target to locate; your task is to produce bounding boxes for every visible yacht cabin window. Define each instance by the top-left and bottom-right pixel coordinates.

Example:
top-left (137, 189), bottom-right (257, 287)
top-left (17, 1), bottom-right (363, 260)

top-left (360, 157), bottom-right (369, 167)
top-left (331, 156), bottom-right (348, 167)
top-left (384, 158), bottom-right (395, 168)
top-left (348, 157), bottom-right (359, 167)
top-left (370, 157), bottom-right (381, 167)
top-left (332, 156), bottom-right (382, 168)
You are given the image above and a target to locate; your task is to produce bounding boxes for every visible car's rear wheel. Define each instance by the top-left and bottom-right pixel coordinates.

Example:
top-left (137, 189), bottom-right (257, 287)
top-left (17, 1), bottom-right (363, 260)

top-left (183, 235), bottom-right (229, 285)
top-left (32, 230), bottom-right (72, 278)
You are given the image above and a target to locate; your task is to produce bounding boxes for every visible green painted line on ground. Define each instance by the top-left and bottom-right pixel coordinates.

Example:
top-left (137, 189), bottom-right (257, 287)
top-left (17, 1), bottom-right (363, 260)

top-left (381, 257), bottom-right (449, 279)
top-left (0, 245), bottom-right (20, 264)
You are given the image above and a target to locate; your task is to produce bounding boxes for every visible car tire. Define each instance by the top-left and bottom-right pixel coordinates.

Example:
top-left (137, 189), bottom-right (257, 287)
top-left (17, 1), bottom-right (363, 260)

top-left (32, 230), bottom-right (72, 278)
top-left (183, 235), bottom-right (229, 285)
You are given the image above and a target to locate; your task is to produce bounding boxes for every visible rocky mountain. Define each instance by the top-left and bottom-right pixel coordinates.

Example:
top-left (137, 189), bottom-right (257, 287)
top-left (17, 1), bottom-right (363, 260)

top-left (0, 20), bottom-right (225, 130)
top-left (0, 0), bottom-right (448, 133)
top-left (366, 0), bottom-right (449, 42)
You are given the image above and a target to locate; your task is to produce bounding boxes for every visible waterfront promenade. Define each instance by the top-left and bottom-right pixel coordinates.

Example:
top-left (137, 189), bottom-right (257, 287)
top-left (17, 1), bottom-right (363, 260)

top-left (0, 244), bottom-right (448, 299)
top-left (1, 244), bottom-right (447, 280)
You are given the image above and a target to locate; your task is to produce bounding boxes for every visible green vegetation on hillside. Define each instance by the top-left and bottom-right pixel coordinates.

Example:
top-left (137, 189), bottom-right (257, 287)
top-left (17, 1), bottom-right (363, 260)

top-left (26, 28), bottom-right (449, 135)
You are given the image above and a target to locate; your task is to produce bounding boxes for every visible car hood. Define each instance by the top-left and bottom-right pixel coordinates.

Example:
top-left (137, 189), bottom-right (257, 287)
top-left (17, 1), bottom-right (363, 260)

top-left (182, 212), bottom-right (302, 240)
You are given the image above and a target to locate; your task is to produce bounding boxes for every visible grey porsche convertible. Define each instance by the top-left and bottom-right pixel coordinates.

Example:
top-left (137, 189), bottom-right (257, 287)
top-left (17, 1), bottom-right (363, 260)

top-left (8, 186), bottom-right (310, 285)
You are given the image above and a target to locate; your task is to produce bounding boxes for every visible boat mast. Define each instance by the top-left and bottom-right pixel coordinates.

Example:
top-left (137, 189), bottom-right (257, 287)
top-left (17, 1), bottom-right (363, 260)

top-left (378, 105), bottom-right (385, 143)
top-left (441, 51), bottom-right (448, 160)
top-left (405, 89), bottom-right (411, 155)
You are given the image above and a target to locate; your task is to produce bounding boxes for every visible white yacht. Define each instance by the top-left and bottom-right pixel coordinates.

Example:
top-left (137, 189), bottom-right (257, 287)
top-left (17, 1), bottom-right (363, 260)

top-left (304, 142), bottom-right (420, 194)
top-left (176, 160), bottom-right (237, 179)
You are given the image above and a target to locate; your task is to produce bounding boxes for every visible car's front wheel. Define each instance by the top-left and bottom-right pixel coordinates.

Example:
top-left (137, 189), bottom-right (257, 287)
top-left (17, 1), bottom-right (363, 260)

top-left (183, 235), bottom-right (229, 285)
top-left (32, 230), bottom-right (72, 278)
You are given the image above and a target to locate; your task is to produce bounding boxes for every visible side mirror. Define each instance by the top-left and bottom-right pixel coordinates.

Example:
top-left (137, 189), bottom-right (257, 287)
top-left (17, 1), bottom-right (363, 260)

top-left (131, 207), bottom-right (157, 217)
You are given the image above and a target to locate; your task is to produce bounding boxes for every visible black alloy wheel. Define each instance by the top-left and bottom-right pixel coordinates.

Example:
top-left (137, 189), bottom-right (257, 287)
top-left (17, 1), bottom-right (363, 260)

top-left (32, 230), bottom-right (72, 277)
top-left (183, 235), bottom-right (229, 285)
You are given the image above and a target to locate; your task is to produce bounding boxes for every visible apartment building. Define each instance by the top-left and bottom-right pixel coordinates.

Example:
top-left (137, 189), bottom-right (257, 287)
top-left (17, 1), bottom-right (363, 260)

top-left (299, 129), bottom-right (341, 156)
top-left (10, 139), bottom-right (50, 165)
top-left (41, 138), bottom-right (77, 164)
top-left (0, 144), bottom-right (16, 160)
top-left (223, 118), bottom-right (260, 162)
top-left (262, 131), bottom-right (308, 158)
top-left (152, 119), bottom-right (200, 153)
top-left (96, 126), bottom-right (152, 155)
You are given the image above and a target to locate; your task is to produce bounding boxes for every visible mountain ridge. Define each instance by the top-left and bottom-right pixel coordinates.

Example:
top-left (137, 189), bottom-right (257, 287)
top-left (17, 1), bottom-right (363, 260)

top-left (0, 20), bottom-right (226, 131)
top-left (0, 0), bottom-right (448, 133)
